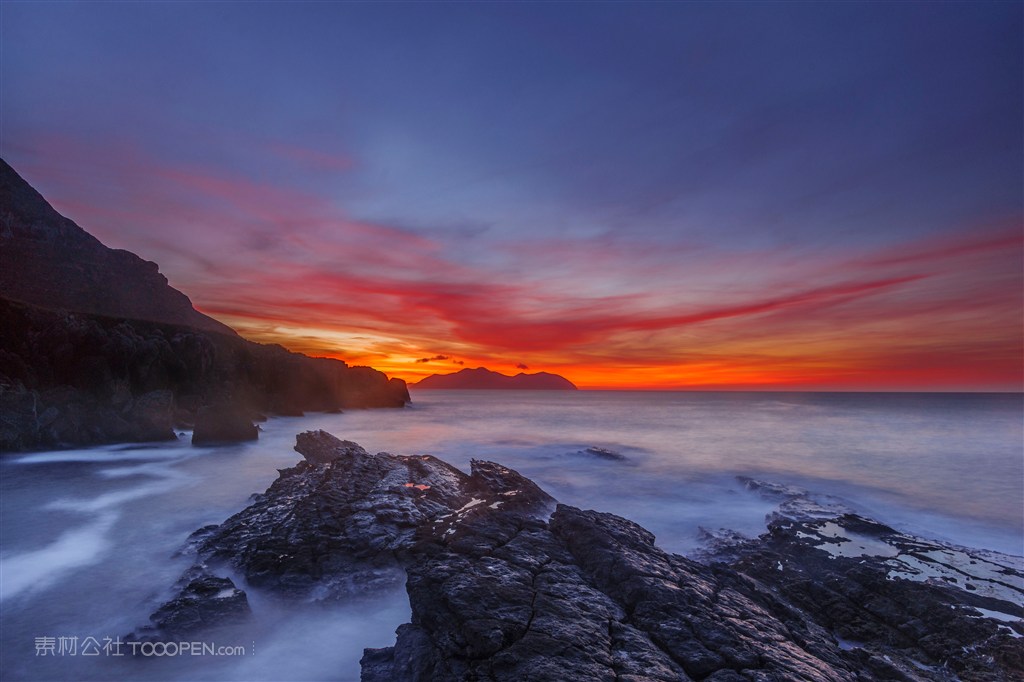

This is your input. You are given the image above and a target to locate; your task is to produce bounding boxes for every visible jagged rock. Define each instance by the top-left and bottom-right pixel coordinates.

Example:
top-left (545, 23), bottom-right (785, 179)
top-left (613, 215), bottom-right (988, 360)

top-left (139, 433), bottom-right (1023, 681)
top-left (187, 432), bottom-right (553, 600)
top-left (131, 566), bottom-right (250, 642)
top-left (191, 405), bottom-right (258, 445)
top-left (704, 480), bottom-right (1024, 681)
top-left (294, 429), bottom-right (369, 464)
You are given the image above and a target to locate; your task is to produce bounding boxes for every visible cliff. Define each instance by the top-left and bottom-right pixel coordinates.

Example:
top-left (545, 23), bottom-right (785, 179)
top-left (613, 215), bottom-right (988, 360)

top-left (0, 160), bottom-right (409, 451)
top-left (0, 159), bottom-right (234, 335)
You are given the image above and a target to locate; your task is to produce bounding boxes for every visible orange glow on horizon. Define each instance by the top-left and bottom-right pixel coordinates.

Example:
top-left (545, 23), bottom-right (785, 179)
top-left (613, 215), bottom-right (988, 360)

top-left (224, 318), bottom-right (1022, 393)
top-left (17, 135), bottom-right (1022, 394)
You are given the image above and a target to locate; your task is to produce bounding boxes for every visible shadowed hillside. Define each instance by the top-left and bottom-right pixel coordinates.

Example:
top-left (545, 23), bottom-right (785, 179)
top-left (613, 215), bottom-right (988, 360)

top-left (0, 160), bottom-right (408, 451)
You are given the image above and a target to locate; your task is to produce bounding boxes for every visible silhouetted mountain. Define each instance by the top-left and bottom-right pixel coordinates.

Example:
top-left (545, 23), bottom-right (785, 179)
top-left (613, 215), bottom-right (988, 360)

top-left (0, 159), bottom-right (409, 451)
top-left (414, 367), bottom-right (577, 390)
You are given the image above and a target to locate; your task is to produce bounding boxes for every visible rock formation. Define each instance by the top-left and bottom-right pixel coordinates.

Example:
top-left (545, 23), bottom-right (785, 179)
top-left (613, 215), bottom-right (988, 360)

top-left (141, 431), bottom-right (1024, 680)
top-left (0, 160), bottom-right (409, 451)
top-left (0, 159), bottom-right (233, 335)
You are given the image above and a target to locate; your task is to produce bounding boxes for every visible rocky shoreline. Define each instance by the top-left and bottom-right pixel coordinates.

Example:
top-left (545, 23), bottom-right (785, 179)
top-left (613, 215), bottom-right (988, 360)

top-left (0, 299), bottom-right (409, 451)
top-left (135, 431), bottom-right (1024, 681)
top-left (0, 160), bottom-right (410, 452)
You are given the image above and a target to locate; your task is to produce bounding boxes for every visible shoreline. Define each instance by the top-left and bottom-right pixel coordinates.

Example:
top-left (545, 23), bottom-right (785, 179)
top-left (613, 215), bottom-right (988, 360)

top-left (2, 416), bottom-right (1021, 680)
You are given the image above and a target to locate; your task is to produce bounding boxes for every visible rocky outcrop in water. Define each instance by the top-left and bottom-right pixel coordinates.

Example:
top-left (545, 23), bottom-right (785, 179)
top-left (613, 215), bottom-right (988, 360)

top-left (696, 479), bottom-right (1024, 681)
top-left (187, 430), bottom-right (555, 600)
top-left (145, 431), bottom-right (1024, 681)
top-left (133, 566), bottom-right (250, 642)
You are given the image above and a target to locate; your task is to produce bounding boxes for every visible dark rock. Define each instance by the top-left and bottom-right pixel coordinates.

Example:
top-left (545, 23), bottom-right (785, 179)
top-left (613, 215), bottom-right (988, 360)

top-left (191, 405), bottom-right (258, 445)
top-left (188, 432), bottom-right (552, 600)
top-left (0, 296), bottom-right (410, 452)
top-left (704, 479), bottom-right (1024, 681)
top-left (294, 429), bottom-right (368, 464)
top-left (579, 445), bottom-right (627, 461)
top-left (132, 566), bottom-right (250, 642)
top-left (139, 433), bottom-right (1023, 681)
top-left (0, 160), bottom-right (411, 452)
top-left (125, 389), bottom-right (176, 441)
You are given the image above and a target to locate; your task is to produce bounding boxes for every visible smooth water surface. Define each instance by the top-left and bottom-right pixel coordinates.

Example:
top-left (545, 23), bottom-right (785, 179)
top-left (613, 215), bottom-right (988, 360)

top-left (1, 391), bottom-right (1021, 680)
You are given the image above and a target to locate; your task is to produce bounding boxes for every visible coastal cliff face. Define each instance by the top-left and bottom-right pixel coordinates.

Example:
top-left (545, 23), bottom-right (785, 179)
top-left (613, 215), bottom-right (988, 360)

top-left (0, 298), bottom-right (409, 451)
top-left (142, 431), bottom-right (1024, 681)
top-left (0, 160), bottom-right (409, 451)
top-left (0, 159), bottom-right (234, 335)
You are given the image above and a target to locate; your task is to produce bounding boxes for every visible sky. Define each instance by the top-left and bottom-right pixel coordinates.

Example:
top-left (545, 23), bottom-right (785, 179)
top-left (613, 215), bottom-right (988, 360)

top-left (2, 2), bottom-right (1021, 390)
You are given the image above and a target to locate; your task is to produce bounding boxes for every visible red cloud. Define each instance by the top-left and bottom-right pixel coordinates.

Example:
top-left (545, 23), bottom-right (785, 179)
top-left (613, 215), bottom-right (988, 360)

top-left (7, 131), bottom-right (1021, 390)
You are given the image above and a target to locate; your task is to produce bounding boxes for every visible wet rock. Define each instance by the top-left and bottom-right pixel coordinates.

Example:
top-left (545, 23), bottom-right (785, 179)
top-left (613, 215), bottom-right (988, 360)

top-left (188, 432), bottom-right (553, 600)
top-left (579, 445), bottom-right (627, 461)
top-left (191, 404), bottom-right (258, 445)
top-left (142, 433), bottom-right (1023, 681)
top-left (294, 429), bottom-right (368, 464)
top-left (703, 480), bottom-right (1024, 681)
top-left (132, 566), bottom-right (250, 641)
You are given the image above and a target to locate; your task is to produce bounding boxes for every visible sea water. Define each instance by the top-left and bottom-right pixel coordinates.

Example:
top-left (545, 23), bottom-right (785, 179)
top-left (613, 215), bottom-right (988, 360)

top-left (1, 391), bottom-right (1021, 681)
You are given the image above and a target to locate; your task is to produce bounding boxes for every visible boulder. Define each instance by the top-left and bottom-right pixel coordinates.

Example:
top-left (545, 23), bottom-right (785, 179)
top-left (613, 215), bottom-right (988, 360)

top-left (132, 566), bottom-right (250, 642)
top-left (293, 429), bottom-right (368, 464)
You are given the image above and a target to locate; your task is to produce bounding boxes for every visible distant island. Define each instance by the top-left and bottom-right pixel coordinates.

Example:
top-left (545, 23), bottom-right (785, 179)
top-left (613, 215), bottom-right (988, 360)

top-left (413, 367), bottom-right (577, 390)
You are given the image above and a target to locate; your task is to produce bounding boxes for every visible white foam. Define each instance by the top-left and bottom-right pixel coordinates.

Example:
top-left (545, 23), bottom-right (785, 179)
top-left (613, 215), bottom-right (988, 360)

top-left (456, 498), bottom-right (485, 513)
top-left (808, 522), bottom-right (900, 559)
top-left (0, 512), bottom-right (118, 602)
top-left (12, 445), bottom-right (188, 464)
top-left (45, 477), bottom-right (186, 513)
top-left (971, 607), bottom-right (1022, 624)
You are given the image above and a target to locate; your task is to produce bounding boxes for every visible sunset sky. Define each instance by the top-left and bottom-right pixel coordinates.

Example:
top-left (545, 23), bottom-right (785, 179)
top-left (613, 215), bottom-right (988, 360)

top-left (3, 2), bottom-right (1021, 390)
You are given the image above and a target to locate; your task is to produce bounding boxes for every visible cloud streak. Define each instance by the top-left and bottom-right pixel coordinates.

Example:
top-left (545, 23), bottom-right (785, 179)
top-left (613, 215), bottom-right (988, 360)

top-left (7, 128), bottom-right (1021, 390)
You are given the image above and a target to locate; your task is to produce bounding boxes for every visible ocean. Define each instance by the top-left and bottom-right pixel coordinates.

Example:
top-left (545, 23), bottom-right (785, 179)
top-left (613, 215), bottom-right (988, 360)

top-left (1, 390), bottom-right (1021, 681)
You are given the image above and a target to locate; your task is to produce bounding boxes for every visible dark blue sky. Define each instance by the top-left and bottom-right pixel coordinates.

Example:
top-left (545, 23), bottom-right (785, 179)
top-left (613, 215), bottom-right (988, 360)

top-left (3, 2), bottom-right (1021, 388)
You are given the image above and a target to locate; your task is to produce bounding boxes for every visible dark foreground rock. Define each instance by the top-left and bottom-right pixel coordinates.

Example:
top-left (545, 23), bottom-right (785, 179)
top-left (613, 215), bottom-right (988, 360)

top-left (188, 431), bottom-right (555, 599)
top-left (698, 479), bottom-right (1024, 681)
top-left (144, 432), bottom-right (1024, 681)
top-left (132, 566), bottom-right (250, 642)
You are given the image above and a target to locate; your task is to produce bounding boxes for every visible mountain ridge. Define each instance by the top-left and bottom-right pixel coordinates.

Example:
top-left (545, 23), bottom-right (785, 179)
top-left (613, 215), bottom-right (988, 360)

top-left (414, 366), bottom-right (577, 390)
top-left (0, 158), bottom-right (409, 451)
top-left (0, 159), bottom-right (236, 335)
